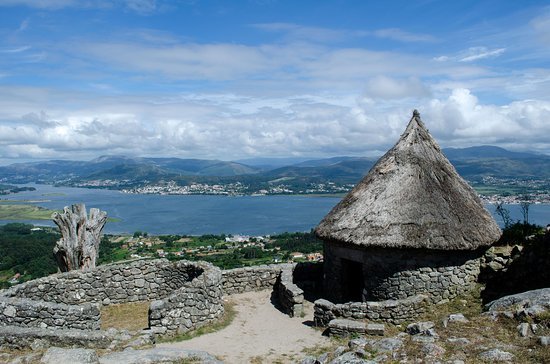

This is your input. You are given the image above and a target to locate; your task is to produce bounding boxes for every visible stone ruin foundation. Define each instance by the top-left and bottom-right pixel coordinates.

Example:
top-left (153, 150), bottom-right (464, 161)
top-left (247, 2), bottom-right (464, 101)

top-left (0, 259), bottom-right (310, 349)
top-left (0, 253), bottom-right (480, 347)
top-left (312, 244), bottom-right (484, 334)
top-left (0, 259), bottom-right (224, 348)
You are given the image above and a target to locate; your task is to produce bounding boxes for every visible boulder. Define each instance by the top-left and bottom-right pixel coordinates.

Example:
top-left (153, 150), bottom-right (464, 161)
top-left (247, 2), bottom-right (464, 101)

top-left (99, 347), bottom-right (222, 364)
top-left (406, 321), bottom-right (434, 335)
top-left (443, 313), bottom-right (469, 327)
top-left (41, 347), bottom-right (99, 364)
top-left (422, 343), bottom-right (445, 357)
top-left (478, 348), bottom-right (515, 362)
top-left (484, 288), bottom-right (550, 312)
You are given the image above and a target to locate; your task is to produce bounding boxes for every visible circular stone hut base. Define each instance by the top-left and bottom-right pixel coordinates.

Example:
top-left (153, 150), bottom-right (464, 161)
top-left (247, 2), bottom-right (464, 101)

top-left (0, 259), bottom-right (224, 340)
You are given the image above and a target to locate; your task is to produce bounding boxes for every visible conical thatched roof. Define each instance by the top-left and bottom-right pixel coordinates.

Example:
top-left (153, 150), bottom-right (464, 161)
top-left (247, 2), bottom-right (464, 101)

top-left (315, 110), bottom-right (501, 250)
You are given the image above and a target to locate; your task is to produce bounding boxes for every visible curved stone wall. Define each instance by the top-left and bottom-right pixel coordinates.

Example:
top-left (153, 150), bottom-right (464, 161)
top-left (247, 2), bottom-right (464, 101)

top-left (149, 261), bottom-right (224, 335)
top-left (0, 259), bottom-right (205, 305)
top-left (314, 294), bottom-right (429, 326)
top-left (323, 243), bottom-right (482, 304)
top-left (0, 259), bottom-right (224, 335)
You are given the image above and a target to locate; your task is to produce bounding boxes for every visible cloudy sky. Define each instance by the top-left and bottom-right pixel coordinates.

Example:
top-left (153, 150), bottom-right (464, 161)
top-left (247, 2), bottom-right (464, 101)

top-left (0, 0), bottom-right (549, 164)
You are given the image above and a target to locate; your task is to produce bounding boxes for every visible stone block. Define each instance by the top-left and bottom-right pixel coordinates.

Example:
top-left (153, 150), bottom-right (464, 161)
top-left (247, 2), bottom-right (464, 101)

top-left (366, 323), bottom-right (385, 336)
top-left (328, 319), bottom-right (366, 337)
top-left (40, 347), bottom-right (99, 364)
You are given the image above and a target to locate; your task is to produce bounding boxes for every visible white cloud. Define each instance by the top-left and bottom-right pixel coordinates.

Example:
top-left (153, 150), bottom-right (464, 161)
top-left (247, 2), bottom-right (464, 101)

top-left (0, 46), bottom-right (31, 53)
top-left (459, 47), bottom-right (506, 62)
top-left (434, 47), bottom-right (506, 63)
top-left (0, 0), bottom-right (164, 13)
top-left (124, 0), bottom-right (157, 14)
top-left (424, 89), bottom-right (550, 149)
top-left (530, 11), bottom-right (550, 45)
top-left (364, 76), bottom-right (431, 99)
top-left (251, 23), bottom-right (349, 43)
top-left (78, 40), bottom-right (486, 93)
top-left (373, 28), bottom-right (436, 43)
top-left (82, 42), bottom-right (273, 80)
top-left (0, 84), bottom-right (548, 163)
top-left (0, 0), bottom-right (77, 9)
top-left (253, 23), bottom-right (435, 43)
top-left (17, 18), bottom-right (30, 32)
top-left (0, 8), bottom-right (549, 163)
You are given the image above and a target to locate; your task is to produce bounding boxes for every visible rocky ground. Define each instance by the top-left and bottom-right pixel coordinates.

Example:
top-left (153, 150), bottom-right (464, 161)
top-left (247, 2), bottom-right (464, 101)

top-left (303, 288), bottom-right (550, 364)
top-left (0, 287), bottom-right (549, 363)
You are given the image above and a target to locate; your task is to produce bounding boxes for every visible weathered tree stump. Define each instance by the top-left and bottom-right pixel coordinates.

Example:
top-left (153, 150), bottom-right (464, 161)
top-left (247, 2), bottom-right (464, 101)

top-left (52, 203), bottom-right (107, 272)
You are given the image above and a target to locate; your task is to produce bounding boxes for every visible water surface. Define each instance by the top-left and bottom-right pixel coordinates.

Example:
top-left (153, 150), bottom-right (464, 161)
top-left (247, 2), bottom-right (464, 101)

top-left (1, 184), bottom-right (548, 235)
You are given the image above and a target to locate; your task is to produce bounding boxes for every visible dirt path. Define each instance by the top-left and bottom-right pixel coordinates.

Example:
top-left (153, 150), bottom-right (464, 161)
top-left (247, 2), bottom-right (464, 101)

top-left (158, 290), bottom-right (332, 363)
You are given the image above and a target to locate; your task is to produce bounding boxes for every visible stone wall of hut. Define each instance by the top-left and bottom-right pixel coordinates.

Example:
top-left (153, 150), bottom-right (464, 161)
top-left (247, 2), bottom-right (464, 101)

top-left (323, 242), bottom-right (482, 304)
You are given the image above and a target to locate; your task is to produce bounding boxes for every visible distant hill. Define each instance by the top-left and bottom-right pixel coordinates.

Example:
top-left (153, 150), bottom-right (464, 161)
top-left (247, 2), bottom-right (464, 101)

top-left (265, 157), bottom-right (375, 183)
top-left (443, 145), bottom-right (541, 160)
top-left (0, 156), bottom-right (260, 184)
top-left (235, 157), bottom-right (313, 170)
top-left (442, 146), bottom-right (550, 179)
top-left (0, 146), bottom-right (548, 187)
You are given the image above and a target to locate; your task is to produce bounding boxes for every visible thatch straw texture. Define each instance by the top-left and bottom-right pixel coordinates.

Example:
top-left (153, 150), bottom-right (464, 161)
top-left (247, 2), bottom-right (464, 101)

top-left (315, 111), bottom-right (501, 250)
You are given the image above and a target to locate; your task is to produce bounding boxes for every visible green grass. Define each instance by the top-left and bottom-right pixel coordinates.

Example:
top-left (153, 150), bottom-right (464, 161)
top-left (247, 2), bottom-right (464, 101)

top-left (0, 203), bottom-right (121, 222)
top-left (0, 204), bottom-right (56, 220)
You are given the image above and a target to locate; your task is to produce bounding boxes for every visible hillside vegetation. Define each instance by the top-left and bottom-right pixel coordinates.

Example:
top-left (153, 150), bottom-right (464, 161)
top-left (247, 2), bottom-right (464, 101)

top-left (0, 146), bottom-right (548, 195)
top-left (0, 223), bottom-right (59, 287)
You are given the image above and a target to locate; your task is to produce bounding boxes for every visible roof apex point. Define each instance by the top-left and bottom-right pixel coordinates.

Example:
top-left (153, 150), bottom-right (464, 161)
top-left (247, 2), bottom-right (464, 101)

top-left (412, 109), bottom-right (420, 117)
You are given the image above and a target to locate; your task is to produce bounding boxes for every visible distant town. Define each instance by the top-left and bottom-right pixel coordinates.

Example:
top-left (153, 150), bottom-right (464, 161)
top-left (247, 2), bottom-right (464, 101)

top-left (114, 177), bottom-right (550, 204)
top-left (119, 180), bottom-right (354, 196)
top-left (475, 176), bottom-right (550, 204)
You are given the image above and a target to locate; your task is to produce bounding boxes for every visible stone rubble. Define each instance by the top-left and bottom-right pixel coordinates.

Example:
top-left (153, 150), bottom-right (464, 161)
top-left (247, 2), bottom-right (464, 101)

top-left (443, 313), bottom-right (469, 327)
top-left (477, 348), bottom-right (515, 362)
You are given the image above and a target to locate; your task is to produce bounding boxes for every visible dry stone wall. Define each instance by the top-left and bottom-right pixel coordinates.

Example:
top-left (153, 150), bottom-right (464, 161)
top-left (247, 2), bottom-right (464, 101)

top-left (0, 259), bottom-right (317, 344)
top-left (0, 326), bottom-right (114, 350)
top-left (221, 264), bottom-right (305, 317)
top-left (0, 298), bottom-right (100, 330)
top-left (0, 259), bottom-right (203, 305)
top-left (0, 259), bottom-right (225, 339)
top-left (324, 243), bottom-right (482, 304)
top-left (221, 265), bottom-right (282, 294)
top-left (314, 294), bottom-right (429, 326)
top-left (276, 265), bottom-right (304, 317)
top-left (366, 257), bottom-right (481, 304)
top-left (149, 261), bottom-right (224, 335)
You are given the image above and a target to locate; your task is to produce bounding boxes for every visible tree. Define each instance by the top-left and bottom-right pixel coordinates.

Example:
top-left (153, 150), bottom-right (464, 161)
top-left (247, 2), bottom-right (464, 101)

top-left (520, 200), bottom-right (530, 225)
top-left (52, 203), bottom-right (107, 272)
top-left (495, 202), bottom-right (512, 229)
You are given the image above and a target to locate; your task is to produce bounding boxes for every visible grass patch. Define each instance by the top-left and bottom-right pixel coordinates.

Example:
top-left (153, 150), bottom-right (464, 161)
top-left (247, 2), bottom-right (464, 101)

top-left (302, 342), bottom-right (341, 358)
top-left (100, 301), bottom-right (150, 331)
top-left (0, 204), bottom-right (57, 220)
top-left (158, 301), bottom-right (237, 343)
top-left (0, 203), bottom-right (120, 222)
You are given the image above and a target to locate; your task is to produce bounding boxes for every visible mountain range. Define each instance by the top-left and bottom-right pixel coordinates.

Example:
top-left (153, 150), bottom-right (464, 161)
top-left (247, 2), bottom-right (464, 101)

top-left (0, 146), bottom-right (548, 188)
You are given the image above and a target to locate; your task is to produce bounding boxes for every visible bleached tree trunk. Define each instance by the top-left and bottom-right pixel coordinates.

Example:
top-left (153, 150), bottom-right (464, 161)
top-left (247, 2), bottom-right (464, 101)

top-left (52, 203), bottom-right (107, 272)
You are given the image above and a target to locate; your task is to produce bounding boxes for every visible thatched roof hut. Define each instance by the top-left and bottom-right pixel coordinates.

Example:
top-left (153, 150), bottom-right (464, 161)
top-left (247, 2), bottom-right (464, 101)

top-left (315, 110), bottom-right (501, 304)
top-left (315, 110), bottom-right (501, 250)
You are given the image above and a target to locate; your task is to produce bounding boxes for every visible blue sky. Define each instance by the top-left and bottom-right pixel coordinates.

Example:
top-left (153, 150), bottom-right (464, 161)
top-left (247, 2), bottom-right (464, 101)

top-left (0, 0), bottom-right (549, 164)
